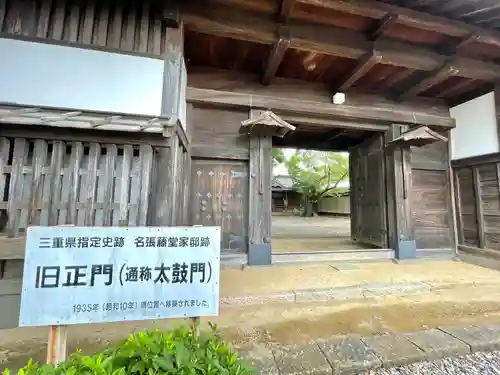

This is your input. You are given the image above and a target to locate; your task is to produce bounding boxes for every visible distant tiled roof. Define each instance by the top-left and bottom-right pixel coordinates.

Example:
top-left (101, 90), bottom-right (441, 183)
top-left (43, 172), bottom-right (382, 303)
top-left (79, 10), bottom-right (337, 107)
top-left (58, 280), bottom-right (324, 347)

top-left (272, 175), bottom-right (294, 189)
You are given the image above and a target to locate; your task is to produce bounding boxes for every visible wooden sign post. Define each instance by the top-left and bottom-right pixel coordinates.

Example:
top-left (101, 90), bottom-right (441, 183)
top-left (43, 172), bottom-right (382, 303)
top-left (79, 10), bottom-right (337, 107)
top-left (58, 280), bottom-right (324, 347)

top-left (46, 224), bottom-right (73, 366)
top-left (47, 325), bottom-right (68, 365)
top-left (191, 224), bottom-right (203, 337)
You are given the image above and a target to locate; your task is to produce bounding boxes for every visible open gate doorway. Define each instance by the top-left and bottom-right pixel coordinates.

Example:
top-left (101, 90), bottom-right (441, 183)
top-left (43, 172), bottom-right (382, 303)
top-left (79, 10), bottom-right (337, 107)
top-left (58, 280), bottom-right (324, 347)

top-left (271, 128), bottom-right (391, 264)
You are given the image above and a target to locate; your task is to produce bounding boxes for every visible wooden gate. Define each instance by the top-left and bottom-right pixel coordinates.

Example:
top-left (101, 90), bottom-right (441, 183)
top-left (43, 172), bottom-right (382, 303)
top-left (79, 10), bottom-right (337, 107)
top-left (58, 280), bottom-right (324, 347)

top-left (350, 134), bottom-right (388, 248)
top-left (190, 159), bottom-right (248, 253)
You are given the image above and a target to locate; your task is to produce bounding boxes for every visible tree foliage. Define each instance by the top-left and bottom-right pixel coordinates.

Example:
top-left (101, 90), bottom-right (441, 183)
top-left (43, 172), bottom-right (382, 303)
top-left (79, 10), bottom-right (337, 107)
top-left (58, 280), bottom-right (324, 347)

top-left (286, 150), bottom-right (349, 204)
top-left (272, 148), bottom-right (286, 167)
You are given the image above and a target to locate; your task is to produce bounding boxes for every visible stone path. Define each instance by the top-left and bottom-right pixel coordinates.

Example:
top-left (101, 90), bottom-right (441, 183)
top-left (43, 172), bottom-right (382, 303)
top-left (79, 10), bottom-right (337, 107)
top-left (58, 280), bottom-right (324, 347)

top-left (241, 324), bottom-right (500, 375)
top-left (366, 351), bottom-right (500, 375)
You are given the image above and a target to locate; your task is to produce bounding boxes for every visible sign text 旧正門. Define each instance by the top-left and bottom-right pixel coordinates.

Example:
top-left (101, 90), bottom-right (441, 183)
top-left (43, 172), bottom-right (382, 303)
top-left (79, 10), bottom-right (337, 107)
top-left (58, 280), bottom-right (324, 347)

top-left (19, 226), bottom-right (221, 327)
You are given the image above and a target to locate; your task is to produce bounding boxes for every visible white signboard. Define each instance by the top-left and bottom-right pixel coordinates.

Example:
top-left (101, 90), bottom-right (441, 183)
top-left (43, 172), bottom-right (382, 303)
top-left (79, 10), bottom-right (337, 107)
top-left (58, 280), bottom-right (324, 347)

top-left (19, 226), bottom-right (221, 327)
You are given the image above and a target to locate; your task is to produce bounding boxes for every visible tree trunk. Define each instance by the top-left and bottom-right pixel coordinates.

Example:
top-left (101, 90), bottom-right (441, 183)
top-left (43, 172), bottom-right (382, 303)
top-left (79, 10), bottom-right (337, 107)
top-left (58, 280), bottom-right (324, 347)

top-left (303, 196), bottom-right (314, 217)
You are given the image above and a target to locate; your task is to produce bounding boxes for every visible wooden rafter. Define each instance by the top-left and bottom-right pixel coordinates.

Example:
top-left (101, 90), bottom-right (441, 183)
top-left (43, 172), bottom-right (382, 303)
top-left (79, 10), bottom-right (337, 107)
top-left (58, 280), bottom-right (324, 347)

top-left (320, 129), bottom-right (345, 148)
top-left (437, 78), bottom-right (479, 98)
top-left (262, 35), bottom-right (290, 85)
top-left (449, 82), bottom-right (495, 106)
top-left (209, 0), bottom-right (500, 48)
top-left (279, 0), bottom-right (295, 23)
top-left (333, 51), bottom-right (382, 92)
top-left (366, 13), bottom-right (399, 41)
top-left (401, 64), bottom-right (459, 99)
top-left (182, 5), bottom-right (500, 81)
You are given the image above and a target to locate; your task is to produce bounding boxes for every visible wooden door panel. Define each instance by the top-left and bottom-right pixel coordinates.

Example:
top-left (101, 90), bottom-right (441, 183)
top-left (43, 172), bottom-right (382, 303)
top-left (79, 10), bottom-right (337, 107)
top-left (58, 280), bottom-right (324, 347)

top-left (350, 134), bottom-right (388, 248)
top-left (190, 159), bottom-right (248, 253)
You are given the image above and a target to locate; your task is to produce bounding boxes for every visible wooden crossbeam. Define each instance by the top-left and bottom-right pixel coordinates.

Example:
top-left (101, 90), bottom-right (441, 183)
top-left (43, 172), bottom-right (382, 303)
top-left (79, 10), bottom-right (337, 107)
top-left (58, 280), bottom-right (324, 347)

top-left (437, 78), bottom-right (479, 98)
top-left (366, 13), bottom-right (398, 41)
top-left (182, 5), bottom-right (500, 80)
top-left (320, 129), bottom-right (346, 148)
top-left (334, 51), bottom-right (382, 92)
top-left (211, 0), bottom-right (500, 48)
top-left (262, 37), bottom-right (290, 85)
top-left (279, 0), bottom-right (295, 23)
top-left (401, 64), bottom-right (459, 99)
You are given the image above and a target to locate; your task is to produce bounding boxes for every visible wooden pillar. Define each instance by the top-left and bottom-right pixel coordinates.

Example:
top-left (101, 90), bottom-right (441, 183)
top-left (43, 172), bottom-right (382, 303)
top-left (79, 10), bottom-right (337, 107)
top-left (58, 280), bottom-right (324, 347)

top-left (241, 109), bottom-right (294, 266)
top-left (152, 13), bottom-right (187, 227)
top-left (248, 135), bottom-right (273, 265)
top-left (495, 85), bottom-right (500, 151)
top-left (385, 124), bottom-right (415, 259)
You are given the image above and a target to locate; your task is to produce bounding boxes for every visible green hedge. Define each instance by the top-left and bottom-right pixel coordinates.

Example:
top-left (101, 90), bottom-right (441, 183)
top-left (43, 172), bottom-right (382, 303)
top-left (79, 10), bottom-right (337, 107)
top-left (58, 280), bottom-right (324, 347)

top-left (2, 324), bottom-right (254, 375)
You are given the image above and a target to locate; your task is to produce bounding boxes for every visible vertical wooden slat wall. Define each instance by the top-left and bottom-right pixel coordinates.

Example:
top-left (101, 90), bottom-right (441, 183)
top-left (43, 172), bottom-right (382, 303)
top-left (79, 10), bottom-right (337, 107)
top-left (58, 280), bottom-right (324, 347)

top-left (453, 155), bottom-right (500, 251)
top-left (0, 0), bottom-right (167, 57)
top-left (149, 135), bottom-right (191, 227)
top-left (0, 137), bottom-right (154, 234)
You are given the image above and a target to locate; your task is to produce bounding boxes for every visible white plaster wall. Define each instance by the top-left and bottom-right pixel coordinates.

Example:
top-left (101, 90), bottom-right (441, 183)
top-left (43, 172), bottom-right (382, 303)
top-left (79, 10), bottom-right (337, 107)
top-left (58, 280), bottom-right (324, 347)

top-left (0, 38), bottom-right (164, 116)
top-left (450, 92), bottom-right (498, 160)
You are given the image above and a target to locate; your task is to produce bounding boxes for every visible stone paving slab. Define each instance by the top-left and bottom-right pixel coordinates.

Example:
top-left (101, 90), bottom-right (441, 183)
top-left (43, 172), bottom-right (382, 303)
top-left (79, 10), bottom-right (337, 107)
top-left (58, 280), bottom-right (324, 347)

top-left (362, 282), bottom-right (430, 298)
top-left (404, 328), bottom-right (471, 361)
top-left (317, 336), bottom-right (381, 375)
top-left (272, 342), bottom-right (332, 375)
top-left (238, 346), bottom-right (279, 375)
top-left (240, 324), bottom-right (500, 374)
top-left (361, 333), bottom-right (426, 367)
top-left (439, 324), bottom-right (500, 352)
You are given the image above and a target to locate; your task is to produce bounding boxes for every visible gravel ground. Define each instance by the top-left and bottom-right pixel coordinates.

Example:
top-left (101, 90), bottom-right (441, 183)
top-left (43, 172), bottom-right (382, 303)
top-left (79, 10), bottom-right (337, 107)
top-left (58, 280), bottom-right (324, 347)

top-left (364, 351), bottom-right (500, 375)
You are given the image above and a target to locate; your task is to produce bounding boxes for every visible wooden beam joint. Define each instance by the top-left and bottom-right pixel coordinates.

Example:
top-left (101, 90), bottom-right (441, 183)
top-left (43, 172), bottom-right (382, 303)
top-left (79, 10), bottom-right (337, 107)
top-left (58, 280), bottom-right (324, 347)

top-left (334, 51), bottom-right (382, 92)
top-left (262, 36), bottom-right (290, 85)
top-left (279, 0), bottom-right (295, 23)
top-left (366, 13), bottom-right (398, 41)
top-left (401, 63), bottom-right (459, 99)
top-left (163, 3), bottom-right (181, 28)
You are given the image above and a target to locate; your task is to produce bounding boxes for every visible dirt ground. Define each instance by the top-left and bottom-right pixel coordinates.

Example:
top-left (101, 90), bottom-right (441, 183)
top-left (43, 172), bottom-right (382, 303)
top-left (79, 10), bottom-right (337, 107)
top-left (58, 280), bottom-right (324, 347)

top-left (4, 261), bottom-right (500, 369)
top-left (272, 214), bottom-right (370, 252)
top-left (272, 214), bottom-right (350, 238)
top-left (4, 286), bottom-right (500, 370)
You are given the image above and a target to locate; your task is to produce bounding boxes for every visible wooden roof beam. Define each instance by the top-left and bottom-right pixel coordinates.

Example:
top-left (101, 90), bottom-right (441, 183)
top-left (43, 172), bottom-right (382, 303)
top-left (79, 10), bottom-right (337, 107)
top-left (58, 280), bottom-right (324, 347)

top-left (292, 0), bottom-right (472, 38)
top-left (437, 79), bottom-right (480, 99)
top-left (366, 13), bottom-right (399, 41)
top-left (262, 34), bottom-right (290, 85)
top-left (333, 51), bottom-right (382, 92)
top-left (212, 0), bottom-right (500, 48)
top-left (279, 0), bottom-right (295, 23)
top-left (400, 64), bottom-right (459, 99)
top-left (182, 6), bottom-right (500, 81)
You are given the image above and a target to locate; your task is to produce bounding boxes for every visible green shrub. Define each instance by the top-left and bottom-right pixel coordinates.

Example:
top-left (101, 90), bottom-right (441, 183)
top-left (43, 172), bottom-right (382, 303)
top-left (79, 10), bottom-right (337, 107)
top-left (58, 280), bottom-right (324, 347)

top-left (2, 323), bottom-right (254, 375)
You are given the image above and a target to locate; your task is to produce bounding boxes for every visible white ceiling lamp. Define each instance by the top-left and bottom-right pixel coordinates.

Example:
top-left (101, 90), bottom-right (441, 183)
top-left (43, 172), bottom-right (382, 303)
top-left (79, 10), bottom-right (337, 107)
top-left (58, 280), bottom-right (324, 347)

top-left (333, 92), bottom-right (346, 105)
